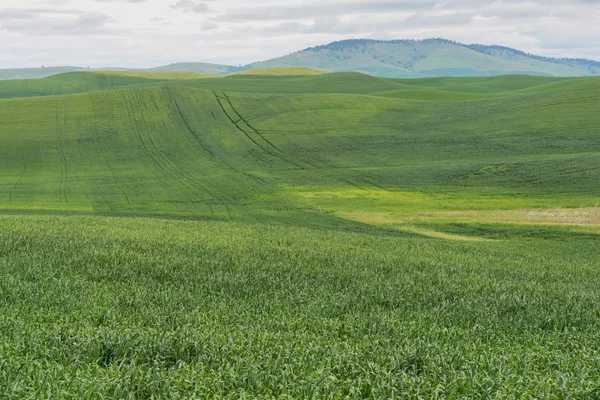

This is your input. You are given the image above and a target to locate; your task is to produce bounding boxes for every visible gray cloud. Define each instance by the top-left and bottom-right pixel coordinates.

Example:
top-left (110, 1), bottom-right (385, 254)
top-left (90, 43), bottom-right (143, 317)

top-left (171, 0), bottom-right (209, 13)
top-left (216, 0), bottom-right (439, 21)
top-left (0, 8), bottom-right (81, 19)
top-left (0, 9), bottom-right (116, 36)
top-left (92, 0), bottom-right (146, 2)
top-left (201, 21), bottom-right (219, 31)
top-left (403, 11), bottom-right (473, 27)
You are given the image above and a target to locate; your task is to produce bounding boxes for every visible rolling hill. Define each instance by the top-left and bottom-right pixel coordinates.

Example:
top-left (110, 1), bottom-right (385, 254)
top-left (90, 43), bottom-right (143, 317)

top-left (0, 71), bottom-right (598, 228)
top-left (1, 69), bottom-right (600, 398)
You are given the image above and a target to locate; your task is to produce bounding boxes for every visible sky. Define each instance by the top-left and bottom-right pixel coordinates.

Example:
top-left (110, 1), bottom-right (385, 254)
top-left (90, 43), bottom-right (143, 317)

top-left (1, 0), bottom-right (599, 68)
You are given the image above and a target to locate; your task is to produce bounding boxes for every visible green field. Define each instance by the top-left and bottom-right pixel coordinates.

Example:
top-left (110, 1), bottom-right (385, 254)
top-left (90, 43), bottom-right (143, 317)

top-left (0, 71), bottom-right (599, 397)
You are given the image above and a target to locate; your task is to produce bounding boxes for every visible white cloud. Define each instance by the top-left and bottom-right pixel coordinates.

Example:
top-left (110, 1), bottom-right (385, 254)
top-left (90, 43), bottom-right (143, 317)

top-left (0, 0), bottom-right (598, 68)
top-left (171, 0), bottom-right (210, 13)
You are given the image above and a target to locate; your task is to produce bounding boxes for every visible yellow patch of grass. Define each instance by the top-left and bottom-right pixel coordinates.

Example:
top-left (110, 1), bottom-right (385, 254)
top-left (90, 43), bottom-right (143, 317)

top-left (295, 188), bottom-right (428, 201)
top-left (336, 211), bottom-right (408, 224)
top-left (400, 226), bottom-right (493, 242)
top-left (419, 207), bottom-right (600, 226)
top-left (337, 211), bottom-right (493, 242)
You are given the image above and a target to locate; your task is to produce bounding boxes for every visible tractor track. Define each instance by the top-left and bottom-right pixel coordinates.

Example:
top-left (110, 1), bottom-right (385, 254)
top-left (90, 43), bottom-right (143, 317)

top-left (90, 96), bottom-right (131, 205)
top-left (8, 147), bottom-right (26, 203)
top-left (213, 91), bottom-right (313, 171)
top-left (54, 97), bottom-right (69, 203)
top-left (221, 93), bottom-right (282, 153)
top-left (121, 90), bottom-right (197, 204)
top-left (212, 92), bottom-right (395, 196)
top-left (213, 91), bottom-right (281, 162)
top-left (132, 90), bottom-right (210, 206)
top-left (162, 88), bottom-right (233, 218)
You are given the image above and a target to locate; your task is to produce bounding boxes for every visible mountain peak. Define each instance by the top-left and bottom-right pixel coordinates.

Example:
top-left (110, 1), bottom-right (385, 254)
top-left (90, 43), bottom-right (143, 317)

top-left (251, 38), bottom-right (600, 78)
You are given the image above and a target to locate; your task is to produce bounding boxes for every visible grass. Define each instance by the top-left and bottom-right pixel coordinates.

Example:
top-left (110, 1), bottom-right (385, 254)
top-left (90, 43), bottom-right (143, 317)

top-left (0, 72), bottom-right (598, 228)
top-left (0, 70), bottom-right (599, 397)
top-left (1, 215), bottom-right (600, 398)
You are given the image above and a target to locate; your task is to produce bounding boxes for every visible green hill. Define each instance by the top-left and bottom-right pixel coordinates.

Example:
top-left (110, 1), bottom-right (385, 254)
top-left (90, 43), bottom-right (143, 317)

top-left (0, 71), bottom-right (598, 226)
top-left (1, 70), bottom-right (600, 397)
top-left (253, 39), bottom-right (600, 78)
top-left (0, 70), bottom-right (582, 100)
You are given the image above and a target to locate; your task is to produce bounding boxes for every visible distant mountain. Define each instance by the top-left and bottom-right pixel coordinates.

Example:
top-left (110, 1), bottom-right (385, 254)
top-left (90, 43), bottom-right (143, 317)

top-left (3, 39), bottom-right (600, 80)
top-left (251, 39), bottom-right (600, 78)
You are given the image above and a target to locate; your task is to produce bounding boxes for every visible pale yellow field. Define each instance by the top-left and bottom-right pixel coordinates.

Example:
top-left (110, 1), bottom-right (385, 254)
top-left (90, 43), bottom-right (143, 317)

top-left (338, 207), bottom-right (600, 241)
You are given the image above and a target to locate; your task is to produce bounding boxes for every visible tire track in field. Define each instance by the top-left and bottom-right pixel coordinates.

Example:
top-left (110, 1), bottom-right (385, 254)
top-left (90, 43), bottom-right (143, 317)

top-left (112, 92), bottom-right (151, 200)
top-left (222, 93), bottom-right (283, 154)
top-left (215, 92), bottom-right (392, 194)
top-left (212, 90), bottom-right (305, 204)
top-left (164, 87), bottom-right (216, 158)
top-left (135, 90), bottom-right (212, 204)
top-left (90, 96), bottom-right (131, 205)
top-left (164, 87), bottom-right (240, 218)
top-left (120, 90), bottom-right (196, 204)
top-left (161, 88), bottom-right (230, 215)
top-left (130, 89), bottom-right (219, 213)
top-left (213, 91), bottom-right (281, 164)
top-left (60, 97), bottom-right (71, 203)
top-left (54, 97), bottom-right (68, 203)
top-left (8, 147), bottom-right (26, 203)
top-left (211, 91), bottom-right (326, 213)
top-left (218, 93), bottom-right (347, 173)
top-left (132, 91), bottom-right (206, 204)
top-left (164, 87), bottom-right (275, 200)
top-left (238, 109), bottom-right (394, 193)
top-left (213, 91), bottom-right (311, 171)
top-left (53, 100), bottom-right (63, 203)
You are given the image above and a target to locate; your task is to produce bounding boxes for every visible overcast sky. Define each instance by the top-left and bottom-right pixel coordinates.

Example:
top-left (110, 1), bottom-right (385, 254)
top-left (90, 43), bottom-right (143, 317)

top-left (1, 0), bottom-right (599, 68)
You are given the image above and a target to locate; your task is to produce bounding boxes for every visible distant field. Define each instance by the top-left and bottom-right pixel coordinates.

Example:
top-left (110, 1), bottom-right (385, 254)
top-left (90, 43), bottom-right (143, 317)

top-left (0, 70), bottom-right (598, 397)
